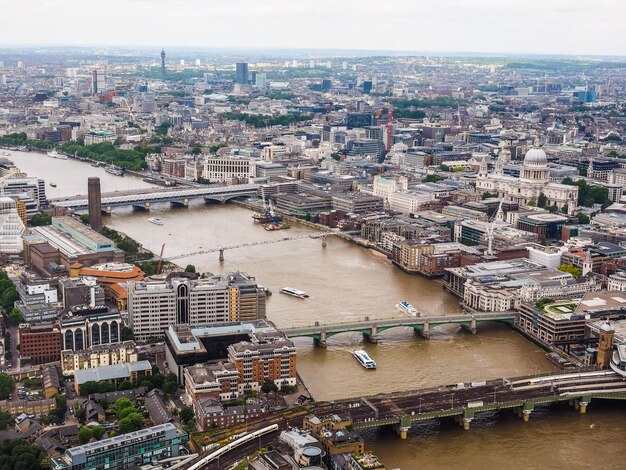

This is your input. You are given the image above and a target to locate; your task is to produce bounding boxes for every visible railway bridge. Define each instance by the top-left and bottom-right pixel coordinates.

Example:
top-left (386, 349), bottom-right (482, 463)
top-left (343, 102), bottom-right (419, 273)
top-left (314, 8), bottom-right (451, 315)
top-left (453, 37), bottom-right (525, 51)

top-left (280, 312), bottom-right (517, 347)
top-left (318, 370), bottom-right (626, 438)
top-left (48, 183), bottom-right (260, 211)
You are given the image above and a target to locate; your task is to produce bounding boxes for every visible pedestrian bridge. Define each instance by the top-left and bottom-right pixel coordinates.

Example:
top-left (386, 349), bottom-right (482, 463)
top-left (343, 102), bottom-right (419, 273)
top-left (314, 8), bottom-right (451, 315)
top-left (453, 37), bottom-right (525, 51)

top-left (49, 183), bottom-right (260, 211)
top-left (280, 312), bottom-right (517, 347)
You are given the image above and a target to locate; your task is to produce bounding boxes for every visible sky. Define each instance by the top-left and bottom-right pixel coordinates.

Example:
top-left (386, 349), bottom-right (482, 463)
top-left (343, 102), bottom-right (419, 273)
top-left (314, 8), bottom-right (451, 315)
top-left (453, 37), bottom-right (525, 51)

top-left (0, 0), bottom-right (624, 57)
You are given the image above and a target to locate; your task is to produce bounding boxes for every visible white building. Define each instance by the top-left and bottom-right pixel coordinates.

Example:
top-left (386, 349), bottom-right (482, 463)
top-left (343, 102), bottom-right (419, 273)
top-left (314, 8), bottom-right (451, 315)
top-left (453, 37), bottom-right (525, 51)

top-left (527, 245), bottom-right (564, 269)
top-left (370, 175), bottom-right (434, 213)
top-left (607, 272), bottom-right (626, 291)
top-left (0, 196), bottom-right (25, 253)
top-left (476, 148), bottom-right (578, 214)
top-left (201, 156), bottom-right (255, 183)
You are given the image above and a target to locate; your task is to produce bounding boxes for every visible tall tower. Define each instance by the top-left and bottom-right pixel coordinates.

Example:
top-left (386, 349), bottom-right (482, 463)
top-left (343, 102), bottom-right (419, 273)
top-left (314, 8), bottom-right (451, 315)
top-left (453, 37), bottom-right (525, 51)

top-left (236, 62), bottom-right (249, 85)
top-left (161, 49), bottom-right (166, 80)
top-left (597, 321), bottom-right (615, 368)
top-left (88, 177), bottom-right (102, 232)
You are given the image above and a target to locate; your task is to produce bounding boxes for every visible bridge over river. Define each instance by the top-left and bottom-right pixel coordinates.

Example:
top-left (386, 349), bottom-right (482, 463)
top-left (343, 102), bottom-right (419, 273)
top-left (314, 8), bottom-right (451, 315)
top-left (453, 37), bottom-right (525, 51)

top-left (322, 369), bottom-right (626, 438)
top-left (279, 312), bottom-right (517, 347)
top-left (49, 183), bottom-right (260, 211)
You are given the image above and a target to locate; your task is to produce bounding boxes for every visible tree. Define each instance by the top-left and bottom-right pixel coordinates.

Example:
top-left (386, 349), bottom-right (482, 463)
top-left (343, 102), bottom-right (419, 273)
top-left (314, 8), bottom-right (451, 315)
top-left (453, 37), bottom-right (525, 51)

top-left (0, 373), bottom-right (15, 400)
top-left (537, 192), bottom-right (548, 208)
top-left (179, 407), bottom-right (194, 425)
top-left (78, 427), bottom-right (93, 445)
top-left (74, 404), bottom-right (86, 423)
top-left (92, 426), bottom-right (105, 441)
top-left (55, 394), bottom-right (67, 422)
top-left (114, 397), bottom-right (134, 415)
top-left (30, 212), bottom-right (52, 226)
top-left (117, 380), bottom-right (133, 391)
top-left (184, 264), bottom-right (196, 273)
top-left (121, 326), bottom-right (135, 341)
top-left (576, 212), bottom-right (591, 224)
top-left (558, 263), bottom-right (581, 278)
top-left (79, 214), bottom-right (90, 225)
top-left (562, 204), bottom-right (569, 214)
top-left (425, 174), bottom-right (444, 183)
top-left (481, 192), bottom-right (497, 200)
top-left (261, 379), bottom-right (278, 394)
top-left (0, 411), bottom-right (12, 430)
top-left (8, 308), bottom-right (24, 326)
top-left (119, 413), bottom-right (143, 434)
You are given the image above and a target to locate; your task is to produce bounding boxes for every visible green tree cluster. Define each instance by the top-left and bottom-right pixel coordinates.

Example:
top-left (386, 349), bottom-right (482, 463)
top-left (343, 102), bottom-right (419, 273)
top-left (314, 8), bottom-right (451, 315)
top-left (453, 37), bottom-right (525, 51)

top-left (184, 264), bottom-right (196, 273)
top-left (58, 141), bottom-right (161, 171)
top-left (561, 177), bottom-right (610, 207)
top-left (30, 212), bottom-right (52, 226)
top-left (261, 379), bottom-right (278, 394)
top-left (558, 263), bottom-right (582, 278)
top-left (0, 439), bottom-right (46, 470)
top-left (79, 381), bottom-right (116, 396)
top-left (0, 411), bottom-right (12, 430)
top-left (0, 270), bottom-right (19, 314)
top-left (0, 132), bottom-right (54, 150)
top-left (425, 174), bottom-right (444, 183)
top-left (391, 96), bottom-right (465, 109)
top-left (223, 112), bottom-right (312, 128)
top-left (114, 397), bottom-right (144, 434)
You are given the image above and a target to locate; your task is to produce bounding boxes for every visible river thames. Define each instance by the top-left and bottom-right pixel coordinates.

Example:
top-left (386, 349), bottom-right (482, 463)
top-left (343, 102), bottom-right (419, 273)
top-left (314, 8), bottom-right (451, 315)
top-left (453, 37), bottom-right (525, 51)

top-left (8, 149), bottom-right (625, 469)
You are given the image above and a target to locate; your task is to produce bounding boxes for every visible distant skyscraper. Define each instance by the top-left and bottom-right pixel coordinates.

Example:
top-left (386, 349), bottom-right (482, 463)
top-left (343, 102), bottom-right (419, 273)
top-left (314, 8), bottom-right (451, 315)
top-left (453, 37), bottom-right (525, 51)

top-left (161, 49), bottom-right (166, 80)
top-left (255, 73), bottom-right (267, 88)
top-left (92, 70), bottom-right (105, 94)
top-left (236, 62), bottom-right (249, 85)
top-left (88, 177), bottom-right (102, 232)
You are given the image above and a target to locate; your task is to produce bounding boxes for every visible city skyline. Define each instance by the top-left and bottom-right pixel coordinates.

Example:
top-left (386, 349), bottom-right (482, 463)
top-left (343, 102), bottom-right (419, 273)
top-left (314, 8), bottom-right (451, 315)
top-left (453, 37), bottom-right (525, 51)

top-left (0, 0), bottom-right (625, 57)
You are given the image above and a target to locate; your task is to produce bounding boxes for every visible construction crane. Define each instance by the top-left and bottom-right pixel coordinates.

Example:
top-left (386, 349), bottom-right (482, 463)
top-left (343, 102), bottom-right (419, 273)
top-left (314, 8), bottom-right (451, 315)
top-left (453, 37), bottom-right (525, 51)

top-left (386, 105), bottom-right (394, 151)
top-left (157, 243), bottom-right (166, 274)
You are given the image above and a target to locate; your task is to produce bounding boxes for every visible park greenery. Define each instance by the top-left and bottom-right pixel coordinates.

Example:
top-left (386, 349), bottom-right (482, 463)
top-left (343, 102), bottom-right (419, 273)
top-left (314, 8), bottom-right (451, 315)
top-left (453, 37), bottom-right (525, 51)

top-left (561, 177), bottom-right (611, 208)
top-left (0, 132), bottom-right (54, 150)
top-left (114, 397), bottom-right (145, 434)
top-left (58, 141), bottom-right (161, 171)
top-left (0, 439), bottom-right (46, 470)
top-left (222, 112), bottom-right (312, 128)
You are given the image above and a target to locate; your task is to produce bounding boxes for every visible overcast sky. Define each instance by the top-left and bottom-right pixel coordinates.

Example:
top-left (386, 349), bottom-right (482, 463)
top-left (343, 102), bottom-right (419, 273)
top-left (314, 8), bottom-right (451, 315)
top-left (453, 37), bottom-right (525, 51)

top-left (0, 0), bottom-right (624, 56)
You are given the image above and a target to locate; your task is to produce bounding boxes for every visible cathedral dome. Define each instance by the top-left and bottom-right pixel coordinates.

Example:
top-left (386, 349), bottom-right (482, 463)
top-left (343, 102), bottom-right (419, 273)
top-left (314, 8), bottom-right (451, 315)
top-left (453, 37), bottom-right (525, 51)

top-left (523, 147), bottom-right (548, 166)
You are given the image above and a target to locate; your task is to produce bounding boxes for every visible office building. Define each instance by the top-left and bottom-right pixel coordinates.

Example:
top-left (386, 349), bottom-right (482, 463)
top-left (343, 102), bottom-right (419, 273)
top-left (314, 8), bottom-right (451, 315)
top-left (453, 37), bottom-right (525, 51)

top-left (236, 62), bottom-right (249, 85)
top-left (18, 323), bottom-right (62, 364)
top-left (14, 275), bottom-right (61, 323)
top-left (87, 177), bottom-right (102, 232)
top-left (255, 73), bottom-right (267, 88)
top-left (201, 156), bottom-right (255, 183)
top-left (60, 308), bottom-right (122, 351)
top-left (127, 272), bottom-right (267, 340)
top-left (0, 196), bottom-right (25, 253)
top-left (51, 423), bottom-right (187, 470)
top-left (91, 70), bottom-right (105, 94)
top-left (0, 176), bottom-right (46, 216)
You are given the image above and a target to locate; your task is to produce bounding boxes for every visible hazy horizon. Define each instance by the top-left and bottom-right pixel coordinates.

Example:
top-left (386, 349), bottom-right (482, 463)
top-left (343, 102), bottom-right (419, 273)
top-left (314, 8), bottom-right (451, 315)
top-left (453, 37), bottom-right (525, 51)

top-left (0, 0), bottom-right (624, 57)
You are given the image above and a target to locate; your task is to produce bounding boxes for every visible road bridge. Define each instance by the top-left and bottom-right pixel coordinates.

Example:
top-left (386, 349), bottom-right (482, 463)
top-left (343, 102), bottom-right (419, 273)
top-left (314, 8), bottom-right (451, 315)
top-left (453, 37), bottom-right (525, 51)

top-left (281, 312), bottom-right (517, 347)
top-left (48, 183), bottom-right (260, 211)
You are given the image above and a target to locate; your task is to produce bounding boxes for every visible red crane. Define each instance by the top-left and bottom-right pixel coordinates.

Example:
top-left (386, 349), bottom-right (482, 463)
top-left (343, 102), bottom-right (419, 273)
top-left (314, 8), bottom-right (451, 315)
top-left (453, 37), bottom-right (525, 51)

top-left (385, 105), bottom-right (393, 151)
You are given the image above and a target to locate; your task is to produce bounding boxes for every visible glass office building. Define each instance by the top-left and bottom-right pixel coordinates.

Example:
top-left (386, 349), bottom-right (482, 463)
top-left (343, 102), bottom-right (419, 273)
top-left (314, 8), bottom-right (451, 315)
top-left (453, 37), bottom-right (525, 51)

top-left (52, 423), bottom-right (187, 470)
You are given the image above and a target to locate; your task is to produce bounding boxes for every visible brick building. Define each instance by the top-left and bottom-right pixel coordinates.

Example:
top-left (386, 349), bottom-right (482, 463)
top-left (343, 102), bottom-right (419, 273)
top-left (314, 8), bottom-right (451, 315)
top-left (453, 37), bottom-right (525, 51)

top-left (18, 323), bottom-right (62, 364)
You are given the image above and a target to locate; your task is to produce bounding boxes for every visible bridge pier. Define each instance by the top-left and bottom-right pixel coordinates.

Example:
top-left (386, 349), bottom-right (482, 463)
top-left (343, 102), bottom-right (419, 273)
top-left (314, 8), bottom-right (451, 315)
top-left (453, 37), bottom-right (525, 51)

top-left (132, 202), bottom-right (150, 211)
top-left (219, 249), bottom-right (224, 263)
top-left (314, 331), bottom-right (327, 348)
top-left (395, 417), bottom-right (412, 439)
top-left (170, 198), bottom-right (189, 208)
top-left (364, 325), bottom-right (379, 344)
top-left (470, 316), bottom-right (477, 335)
top-left (579, 397), bottom-right (591, 414)
top-left (321, 235), bottom-right (327, 248)
top-left (521, 401), bottom-right (534, 422)
top-left (414, 322), bottom-right (430, 339)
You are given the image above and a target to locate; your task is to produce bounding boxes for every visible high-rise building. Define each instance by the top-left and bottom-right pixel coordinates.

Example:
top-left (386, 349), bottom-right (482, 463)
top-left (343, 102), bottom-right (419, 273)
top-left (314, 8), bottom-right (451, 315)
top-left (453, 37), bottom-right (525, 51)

top-left (236, 62), bottom-right (249, 85)
top-left (88, 177), bottom-right (102, 232)
top-left (127, 272), bottom-right (266, 340)
top-left (255, 73), bottom-right (267, 88)
top-left (92, 70), bottom-right (105, 94)
top-left (0, 196), bottom-right (25, 253)
top-left (52, 423), bottom-right (187, 470)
